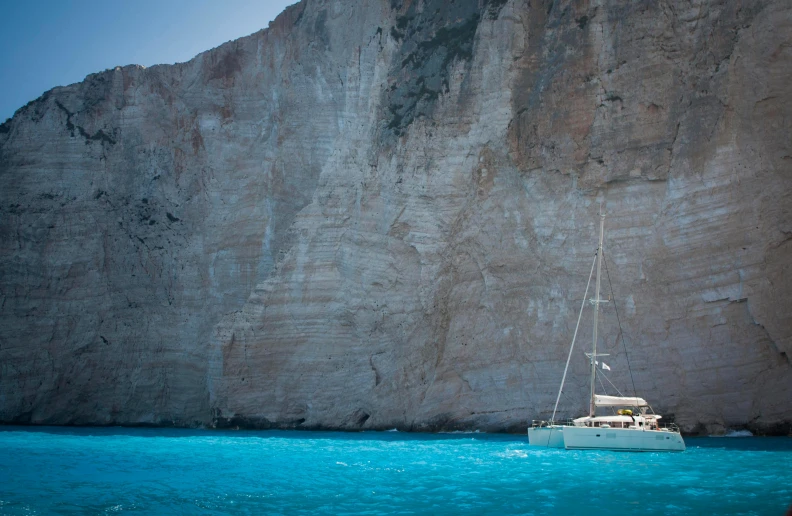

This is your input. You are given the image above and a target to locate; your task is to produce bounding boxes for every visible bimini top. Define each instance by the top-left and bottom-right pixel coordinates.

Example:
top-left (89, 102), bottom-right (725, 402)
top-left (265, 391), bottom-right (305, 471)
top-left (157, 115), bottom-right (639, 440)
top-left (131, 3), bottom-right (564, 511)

top-left (594, 395), bottom-right (648, 407)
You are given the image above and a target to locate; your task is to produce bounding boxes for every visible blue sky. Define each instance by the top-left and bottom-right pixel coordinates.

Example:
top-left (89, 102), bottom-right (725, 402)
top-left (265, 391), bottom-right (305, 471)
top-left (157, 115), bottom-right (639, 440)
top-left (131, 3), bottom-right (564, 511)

top-left (0, 0), bottom-right (297, 122)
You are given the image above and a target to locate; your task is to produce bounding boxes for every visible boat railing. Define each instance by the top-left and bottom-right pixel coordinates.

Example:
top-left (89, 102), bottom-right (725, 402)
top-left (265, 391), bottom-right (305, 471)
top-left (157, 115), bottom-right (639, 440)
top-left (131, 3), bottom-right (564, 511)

top-left (654, 422), bottom-right (681, 433)
top-left (531, 419), bottom-right (575, 428)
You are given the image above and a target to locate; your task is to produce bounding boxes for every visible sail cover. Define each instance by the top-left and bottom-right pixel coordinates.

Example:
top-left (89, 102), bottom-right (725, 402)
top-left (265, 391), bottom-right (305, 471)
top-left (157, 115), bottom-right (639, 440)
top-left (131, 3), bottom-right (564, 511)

top-left (594, 395), bottom-right (648, 407)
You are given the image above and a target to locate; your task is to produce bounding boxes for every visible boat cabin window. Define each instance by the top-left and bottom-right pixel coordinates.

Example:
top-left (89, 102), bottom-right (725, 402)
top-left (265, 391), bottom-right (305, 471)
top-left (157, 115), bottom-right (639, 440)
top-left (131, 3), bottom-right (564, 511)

top-left (590, 421), bottom-right (641, 428)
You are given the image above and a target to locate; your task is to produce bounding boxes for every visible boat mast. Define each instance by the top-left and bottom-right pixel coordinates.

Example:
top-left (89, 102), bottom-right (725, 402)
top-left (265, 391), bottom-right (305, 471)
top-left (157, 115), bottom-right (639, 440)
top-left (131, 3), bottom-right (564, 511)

top-left (589, 207), bottom-right (606, 417)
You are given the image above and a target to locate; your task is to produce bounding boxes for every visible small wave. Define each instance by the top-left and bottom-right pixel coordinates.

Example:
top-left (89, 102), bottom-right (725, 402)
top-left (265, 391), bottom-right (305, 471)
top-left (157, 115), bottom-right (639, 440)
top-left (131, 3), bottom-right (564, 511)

top-left (385, 428), bottom-right (399, 432)
top-left (710, 429), bottom-right (753, 437)
top-left (495, 449), bottom-right (528, 459)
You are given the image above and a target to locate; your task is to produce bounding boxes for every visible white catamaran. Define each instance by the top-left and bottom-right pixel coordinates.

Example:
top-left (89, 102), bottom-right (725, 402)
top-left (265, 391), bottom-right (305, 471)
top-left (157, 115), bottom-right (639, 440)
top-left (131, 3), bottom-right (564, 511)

top-left (527, 209), bottom-right (685, 452)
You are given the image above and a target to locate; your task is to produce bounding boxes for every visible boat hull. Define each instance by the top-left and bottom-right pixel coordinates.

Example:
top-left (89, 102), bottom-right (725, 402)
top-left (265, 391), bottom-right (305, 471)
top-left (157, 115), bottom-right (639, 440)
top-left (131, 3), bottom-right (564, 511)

top-left (561, 426), bottom-right (685, 452)
top-left (527, 426), bottom-right (565, 448)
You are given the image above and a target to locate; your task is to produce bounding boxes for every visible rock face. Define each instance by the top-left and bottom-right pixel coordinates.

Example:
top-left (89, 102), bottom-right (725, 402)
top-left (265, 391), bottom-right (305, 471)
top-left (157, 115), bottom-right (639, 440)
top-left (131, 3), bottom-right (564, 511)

top-left (1, 0), bottom-right (790, 435)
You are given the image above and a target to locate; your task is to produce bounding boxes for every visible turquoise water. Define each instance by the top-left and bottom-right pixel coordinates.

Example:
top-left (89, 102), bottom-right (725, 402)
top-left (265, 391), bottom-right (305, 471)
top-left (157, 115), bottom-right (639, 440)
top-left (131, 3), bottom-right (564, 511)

top-left (1, 427), bottom-right (790, 515)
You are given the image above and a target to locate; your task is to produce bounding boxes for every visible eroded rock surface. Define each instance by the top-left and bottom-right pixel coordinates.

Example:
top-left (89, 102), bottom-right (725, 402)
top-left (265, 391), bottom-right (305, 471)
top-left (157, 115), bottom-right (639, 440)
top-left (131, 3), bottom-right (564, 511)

top-left (1, 0), bottom-right (790, 435)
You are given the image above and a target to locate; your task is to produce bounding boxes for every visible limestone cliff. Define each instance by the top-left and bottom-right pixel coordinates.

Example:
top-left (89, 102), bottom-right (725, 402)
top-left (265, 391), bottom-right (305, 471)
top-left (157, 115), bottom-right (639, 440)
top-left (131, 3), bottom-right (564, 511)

top-left (1, 0), bottom-right (790, 435)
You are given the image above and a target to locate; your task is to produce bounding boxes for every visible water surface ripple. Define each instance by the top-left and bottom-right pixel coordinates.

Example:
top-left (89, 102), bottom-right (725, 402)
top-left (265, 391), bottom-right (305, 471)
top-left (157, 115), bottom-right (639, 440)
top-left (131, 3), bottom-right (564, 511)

top-left (1, 427), bottom-right (790, 515)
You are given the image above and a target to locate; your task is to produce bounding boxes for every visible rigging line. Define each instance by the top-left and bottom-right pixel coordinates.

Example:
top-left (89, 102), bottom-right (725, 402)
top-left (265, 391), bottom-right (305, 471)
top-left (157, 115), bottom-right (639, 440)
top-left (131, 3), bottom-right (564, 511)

top-left (596, 368), bottom-right (625, 397)
top-left (596, 370), bottom-right (608, 395)
top-left (595, 371), bottom-right (616, 416)
top-left (560, 389), bottom-right (576, 406)
top-left (554, 377), bottom-right (581, 412)
top-left (602, 250), bottom-right (638, 398)
top-left (551, 251), bottom-right (598, 423)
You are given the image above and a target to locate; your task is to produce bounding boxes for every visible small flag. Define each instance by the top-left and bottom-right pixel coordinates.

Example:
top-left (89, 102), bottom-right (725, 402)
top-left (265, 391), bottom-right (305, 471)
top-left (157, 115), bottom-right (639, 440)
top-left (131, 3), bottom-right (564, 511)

top-left (602, 362), bottom-right (611, 371)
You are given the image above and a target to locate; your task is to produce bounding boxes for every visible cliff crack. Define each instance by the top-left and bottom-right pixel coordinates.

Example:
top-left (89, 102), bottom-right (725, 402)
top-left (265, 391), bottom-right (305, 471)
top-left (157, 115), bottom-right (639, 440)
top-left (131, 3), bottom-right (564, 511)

top-left (54, 99), bottom-right (116, 145)
top-left (369, 353), bottom-right (383, 386)
top-left (55, 100), bottom-right (75, 136)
